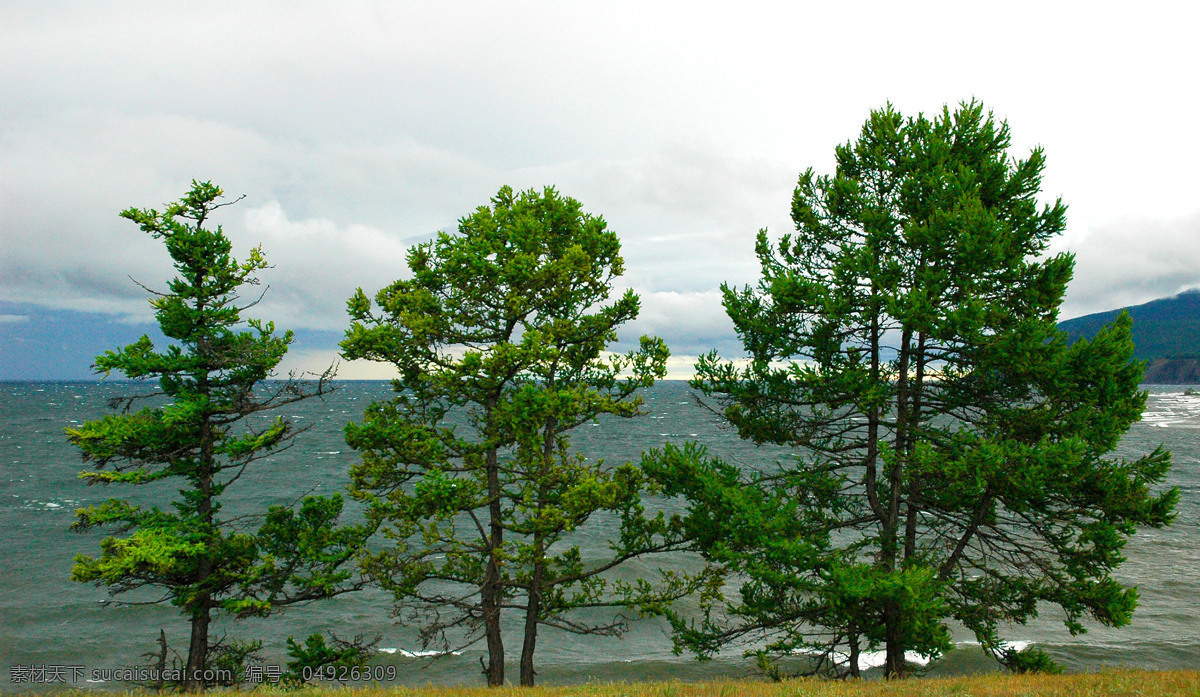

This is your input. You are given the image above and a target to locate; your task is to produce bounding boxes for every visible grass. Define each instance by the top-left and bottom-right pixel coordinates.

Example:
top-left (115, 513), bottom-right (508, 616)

top-left (72, 670), bottom-right (1199, 697)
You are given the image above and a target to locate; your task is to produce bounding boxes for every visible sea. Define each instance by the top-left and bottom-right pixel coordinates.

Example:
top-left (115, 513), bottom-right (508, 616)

top-left (1, 380), bottom-right (1197, 689)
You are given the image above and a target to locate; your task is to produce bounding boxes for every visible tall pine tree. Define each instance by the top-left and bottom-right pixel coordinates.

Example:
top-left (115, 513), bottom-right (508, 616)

top-left (651, 103), bottom-right (1177, 678)
top-left (68, 182), bottom-right (365, 691)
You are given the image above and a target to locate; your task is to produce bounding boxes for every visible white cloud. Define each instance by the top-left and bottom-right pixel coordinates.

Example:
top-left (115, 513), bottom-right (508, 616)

top-left (278, 349), bottom-right (398, 382)
top-left (1061, 212), bottom-right (1200, 319)
top-left (0, 109), bottom-right (495, 321)
top-left (616, 289), bottom-right (738, 356)
top-left (240, 202), bottom-right (415, 331)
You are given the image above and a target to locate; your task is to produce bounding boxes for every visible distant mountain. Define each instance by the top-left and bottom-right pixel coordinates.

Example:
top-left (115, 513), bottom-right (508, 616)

top-left (1058, 289), bottom-right (1200, 383)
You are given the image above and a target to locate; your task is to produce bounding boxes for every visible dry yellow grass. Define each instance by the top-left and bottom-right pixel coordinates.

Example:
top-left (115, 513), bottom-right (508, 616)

top-left (139, 670), bottom-right (1198, 697)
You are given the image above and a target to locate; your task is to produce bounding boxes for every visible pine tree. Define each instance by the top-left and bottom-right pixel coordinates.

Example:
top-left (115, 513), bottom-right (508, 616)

top-left (68, 181), bottom-right (365, 692)
top-left (342, 185), bottom-right (709, 686)
top-left (651, 102), bottom-right (1178, 678)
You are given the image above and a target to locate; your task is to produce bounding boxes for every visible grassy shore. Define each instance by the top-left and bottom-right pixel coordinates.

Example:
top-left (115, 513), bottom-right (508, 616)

top-left (76, 670), bottom-right (1200, 697)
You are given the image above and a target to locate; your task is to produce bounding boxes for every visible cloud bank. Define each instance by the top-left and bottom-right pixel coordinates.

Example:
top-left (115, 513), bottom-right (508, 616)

top-left (3, 2), bottom-right (1199, 377)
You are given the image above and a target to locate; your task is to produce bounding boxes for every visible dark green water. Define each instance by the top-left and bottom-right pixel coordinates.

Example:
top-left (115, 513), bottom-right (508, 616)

top-left (1, 381), bottom-right (1196, 689)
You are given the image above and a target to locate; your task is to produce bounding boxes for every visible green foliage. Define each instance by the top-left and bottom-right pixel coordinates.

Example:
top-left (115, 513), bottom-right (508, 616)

top-left (342, 186), bottom-right (712, 687)
top-left (67, 181), bottom-right (366, 691)
top-left (660, 102), bottom-right (1177, 678)
top-left (1003, 646), bottom-right (1064, 675)
top-left (283, 632), bottom-right (378, 686)
top-left (208, 638), bottom-right (265, 687)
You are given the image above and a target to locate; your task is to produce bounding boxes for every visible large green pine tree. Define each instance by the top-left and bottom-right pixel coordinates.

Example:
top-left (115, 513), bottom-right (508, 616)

top-left (342, 186), bottom-right (708, 687)
top-left (650, 103), bottom-right (1178, 678)
top-left (68, 182), bottom-right (366, 692)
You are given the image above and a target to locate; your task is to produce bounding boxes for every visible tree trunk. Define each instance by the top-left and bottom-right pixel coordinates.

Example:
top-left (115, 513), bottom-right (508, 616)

top-left (884, 626), bottom-right (906, 678)
top-left (864, 307), bottom-right (885, 521)
top-left (481, 409), bottom-right (505, 686)
top-left (519, 545), bottom-right (545, 687)
top-left (481, 569), bottom-right (505, 686)
top-left (153, 628), bottom-right (168, 692)
top-left (185, 367), bottom-right (215, 693)
top-left (183, 604), bottom-right (211, 692)
top-left (520, 411), bottom-right (556, 687)
top-left (903, 332), bottom-right (927, 562)
top-left (847, 628), bottom-right (861, 679)
top-left (882, 327), bottom-right (913, 679)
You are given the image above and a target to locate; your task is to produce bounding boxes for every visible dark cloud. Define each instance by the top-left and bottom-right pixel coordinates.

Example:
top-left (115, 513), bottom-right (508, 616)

top-left (3, 2), bottom-right (1199, 377)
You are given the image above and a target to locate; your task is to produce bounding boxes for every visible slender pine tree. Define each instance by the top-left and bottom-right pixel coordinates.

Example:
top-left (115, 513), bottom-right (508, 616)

top-left (69, 181), bottom-right (366, 691)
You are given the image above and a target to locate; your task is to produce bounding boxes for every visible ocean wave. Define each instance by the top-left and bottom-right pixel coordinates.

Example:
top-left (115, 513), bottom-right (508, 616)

top-left (792, 640), bottom-right (1030, 671)
top-left (379, 648), bottom-right (463, 658)
top-left (22, 498), bottom-right (80, 511)
top-left (956, 639), bottom-right (1030, 653)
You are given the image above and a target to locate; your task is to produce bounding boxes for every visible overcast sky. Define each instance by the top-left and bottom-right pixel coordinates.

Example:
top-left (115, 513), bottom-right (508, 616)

top-left (3, 1), bottom-right (1199, 378)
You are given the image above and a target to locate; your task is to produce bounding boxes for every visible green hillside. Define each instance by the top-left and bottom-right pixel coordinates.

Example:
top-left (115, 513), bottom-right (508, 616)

top-left (1058, 290), bottom-right (1200, 383)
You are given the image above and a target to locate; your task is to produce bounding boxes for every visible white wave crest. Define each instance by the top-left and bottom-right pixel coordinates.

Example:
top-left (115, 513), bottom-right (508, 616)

top-left (792, 639), bottom-right (1032, 671)
top-left (381, 648), bottom-right (464, 658)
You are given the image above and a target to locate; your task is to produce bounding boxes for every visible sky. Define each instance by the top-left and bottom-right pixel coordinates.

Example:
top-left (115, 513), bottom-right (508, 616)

top-left (3, 1), bottom-right (1199, 380)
